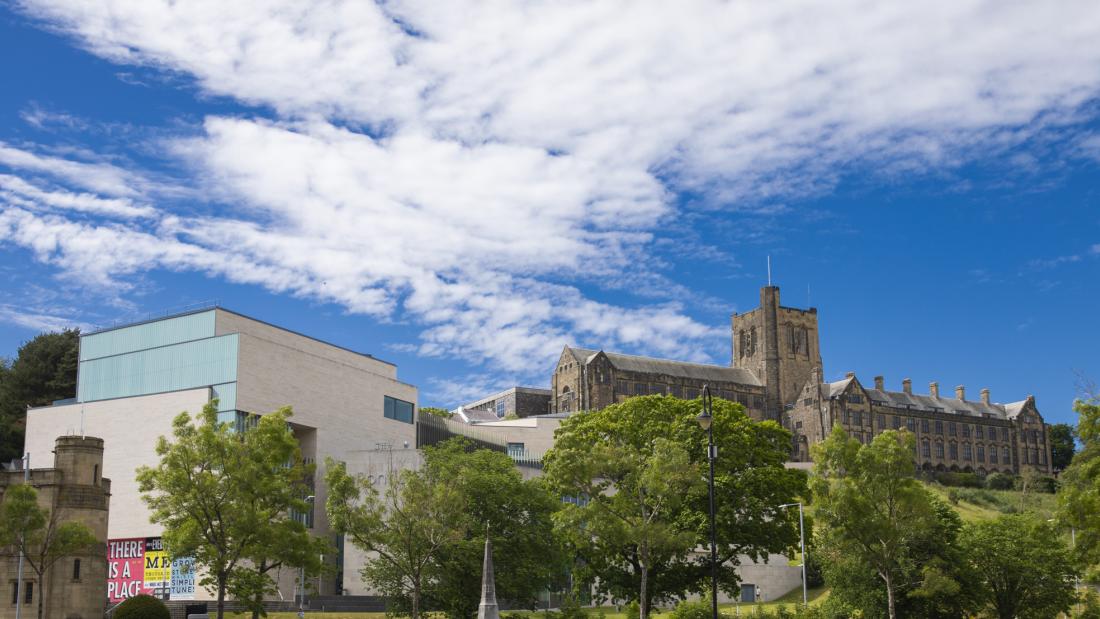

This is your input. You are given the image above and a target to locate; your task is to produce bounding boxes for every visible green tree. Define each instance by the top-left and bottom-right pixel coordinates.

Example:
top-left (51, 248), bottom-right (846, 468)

top-left (1049, 422), bottom-right (1076, 472)
top-left (0, 483), bottom-right (97, 619)
top-left (544, 395), bottom-right (806, 617)
top-left (960, 514), bottom-right (1076, 618)
top-left (421, 440), bottom-right (567, 619)
top-left (0, 329), bottom-right (79, 462)
top-left (325, 458), bottom-right (465, 619)
top-left (137, 404), bottom-right (323, 619)
top-left (811, 426), bottom-right (956, 619)
top-left (421, 407), bottom-right (453, 419)
top-left (1059, 395), bottom-right (1100, 579)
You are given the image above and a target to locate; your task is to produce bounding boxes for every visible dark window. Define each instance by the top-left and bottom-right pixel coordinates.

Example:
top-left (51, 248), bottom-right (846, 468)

top-left (24, 582), bottom-right (32, 605)
top-left (990, 448), bottom-right (998, 464)
top-left (73, 559), bottom-right (81, 580)
top-left (949, 442), bottom-right (959, 459)
top-left (1001, 428), bottom-right (1009, 442)
top-left (651, 384), bottom-right (666, 395)
top-left (1002, 446), bottom-right (1010, 462)
top-left (935, 419), bottom-right (944, 434)
top-left (795, 421), bottom-right (803, 429)
top-left (976, 445), bottom-right (985, 462)
top-left (921, 418), bottom-right (930, 433)
top-left (921, 440), bottom-right (931, 458)
top-left (962, 425), bottom-right (971, 439)
top-left (616, 380), bottom-right (629, 394)
top-left (876, 414), bottom-right (885, 427)
top-left (975, 426), bottom-right (984, 440)
top-left (935, 442), bottom-right (945, 458)
top-left (93, 464), bottom-right (98, 485)
top-left (753, 396), bottom-right (764, 408)
top-left (892, 416), bottom-right (901, 429)
top-left (803, 398), bottom-right (813, 406)
top-left (495, 400), bottom-right (506, 418)
top-left (383, 396), bottom-right (414, 424)
top-left (684, 388), bottom-right (700, 399)
top-left (507, 443), bottom-right (525, 458)
top-left (906, 417), bottom-right (915, 432)
top-left (844, 410), bottom-right (851, 424)
top-left (10, 582), bottom-right (16, 605)
top-left (634, 383), bottom-right (647, 395)
top-left (847, 394), bottom-right (864, 404)
top-left (670, 385), bottom-right (683, 398)
top-left (1040, 450), bottom-right (1046, 465)
top-left (853, 411), bottom-right (862, 426)
top-left (948, 422), bottom-right (957, 436)
top-left (963, 444), bottom-right (972, 461)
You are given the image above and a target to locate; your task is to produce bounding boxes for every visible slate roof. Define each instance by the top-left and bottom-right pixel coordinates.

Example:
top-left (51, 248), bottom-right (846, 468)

top-left (861, 387), bottom-right (1030, 420)
top-left (452, 407), bottom-right (502, 424)
top-left (564, 346), bottom-right (763, 386)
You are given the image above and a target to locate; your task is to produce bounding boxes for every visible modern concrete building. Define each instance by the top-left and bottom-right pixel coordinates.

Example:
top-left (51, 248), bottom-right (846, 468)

top-left (23, 306), bottom-right (418, 607)
top-left (0, 436), bottom-right (110, 619)
top-left (458, 387), bottom-right (551, 420)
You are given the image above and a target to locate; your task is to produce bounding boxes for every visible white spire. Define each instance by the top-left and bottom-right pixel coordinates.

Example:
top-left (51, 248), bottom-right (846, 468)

top-left (477, 535), bottom-right (499, 619)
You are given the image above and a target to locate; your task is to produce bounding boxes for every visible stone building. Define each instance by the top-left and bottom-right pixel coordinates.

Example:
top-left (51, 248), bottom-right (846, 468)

top-left (786, 372), bottom-right (1052, 474)
top-left (459, 387), bottom-right (551, 419)
top-left (1, 436), bottom-right (110, 619)
top-left (545, 285), bottom-right (1051, 475)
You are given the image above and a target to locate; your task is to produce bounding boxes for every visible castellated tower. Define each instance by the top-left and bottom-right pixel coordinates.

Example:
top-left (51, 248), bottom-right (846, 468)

top-left (731, 286), bottom-right (822, 422)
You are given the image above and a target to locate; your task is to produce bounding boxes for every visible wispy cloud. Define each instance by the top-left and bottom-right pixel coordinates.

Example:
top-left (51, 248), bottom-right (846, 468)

top-left (4, 0), bottom-right (1100, 378)
top-left (0, 303), bottom-right (91, 333)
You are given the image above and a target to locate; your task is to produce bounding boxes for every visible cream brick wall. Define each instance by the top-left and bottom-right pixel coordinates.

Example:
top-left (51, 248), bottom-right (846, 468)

top-left (25, 388), bottom-right (211, 539)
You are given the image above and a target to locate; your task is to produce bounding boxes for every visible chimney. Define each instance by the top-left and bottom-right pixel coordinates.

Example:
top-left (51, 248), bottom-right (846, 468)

top-left (846, 371), bottom-right (855, 379)
top-left (902, 378), bottom-right (912, 395)
top-left (874, 375), bottom-right (884, 390)
top-left (929, 382), bottom-right (940, 398)
top-left (955, 385), bottom-right (965, 401)
top-left (980, 388), bottom-right (990, 405)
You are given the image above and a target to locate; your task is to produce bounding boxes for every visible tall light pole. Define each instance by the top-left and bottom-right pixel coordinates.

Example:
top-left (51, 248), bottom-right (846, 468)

top-left (696, 385), bottom-right (718, 619)
top-left (15, 452), bottom-right (29, 619)
top-left (778, 503), bottom-right (807, 606)
top-left (300, 495), bottom-right (315, 615)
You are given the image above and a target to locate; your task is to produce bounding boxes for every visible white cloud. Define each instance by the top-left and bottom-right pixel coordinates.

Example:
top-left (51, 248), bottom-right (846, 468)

top-left (0, 303), bottom-right (91, 332)
top-left (0, 174), bottom-right (155, 219)
top-left (5, 0), bottom-right (1100, 378)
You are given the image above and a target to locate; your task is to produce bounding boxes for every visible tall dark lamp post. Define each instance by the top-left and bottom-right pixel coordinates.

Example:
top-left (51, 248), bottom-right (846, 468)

top-left (696, 385), bottom-right (718, 619)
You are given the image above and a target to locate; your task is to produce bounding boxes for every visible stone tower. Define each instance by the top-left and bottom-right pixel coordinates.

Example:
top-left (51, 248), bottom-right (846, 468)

top-left (732, 286), bottom-right (822, 422)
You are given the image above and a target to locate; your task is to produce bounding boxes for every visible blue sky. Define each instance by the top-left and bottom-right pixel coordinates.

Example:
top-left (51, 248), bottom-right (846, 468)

top-left (0, 2), bottom-right (1098, 424)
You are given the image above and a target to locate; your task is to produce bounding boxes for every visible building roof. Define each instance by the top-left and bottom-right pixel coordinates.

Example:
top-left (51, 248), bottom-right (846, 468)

top-left (565, 346), bottom-right (763, 386)
top-left (452, 407), bottom-right (502, 424)
top-left (861, 388), bottom-right (1030, 420)
top-left (461, 386), bottom-right (552, 410)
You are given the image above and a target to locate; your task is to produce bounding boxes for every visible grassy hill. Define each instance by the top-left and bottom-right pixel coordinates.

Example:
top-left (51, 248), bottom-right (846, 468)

top-left (923, 482), bottom-right (1058, 522)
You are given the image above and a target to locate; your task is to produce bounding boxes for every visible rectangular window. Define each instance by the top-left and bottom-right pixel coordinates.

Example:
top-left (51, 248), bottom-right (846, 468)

top-left (844, 410), bottom-right (851, 424)
top-left (990, 448), bottom-right (998, 464)
top-left (651, 384), bottom-right (666, 395)
top-left (876, 413), bottom-right (885, 428)
top-left (634, 383), bottom-right (648, 395)
top-left (1003, 446), bottom-right (1010, 462)
top-left (976, 445), bottom-right (985, 462)
top-left (963, 444), bottom-right (972, 461)
top-left (24, 582), bottom-right (31, 605)
top-left (495, 400), bottom-right (506, 418)
top-left (892, 416), bottom-right (901, 429)
top-left (922, 441), bottom-right (931, 458)
top-left (921, 419), bottom-right (930, 433)
top-left (616, 380), bottom-right (629, 394)
top-left (670, 385), bottom-right (683, 398)
top-left (853, 411), bottom-right (862, 426)
top-left (383, 396), bottom-right (414, 424)
top-left (847, 394), bottom-right (863, 404)
top-left (949, 443), bottom-right (959, 459)
top-left (1002, 428), bottom-right (1009, 442)
top-left (935, 442), bottom-right (945, 458)
top-left (935, 419), bottom-right (944, 434)
top-left (753, 396), bottom-right (764, 408)
top-left (1040, 450), bottom-right (1046, 465)
top-left (73, 559), bottom-right (81, 581)
top-left (507, 443), bottom-right (525, 458)
top-left (962, 424), bottom-right (971, 438)
top-left (906, 417), bottom-right (915, 432)
top-left (948, 422), bottom-right (957, 436)
top-left (10, 582), bottom-right (16, 605)
top-left (975, 426), bottom-right (984, 440)
top-left (684, 388), bottom-right (700, 399)
top-left (795, 420), bottom-right (803, 429)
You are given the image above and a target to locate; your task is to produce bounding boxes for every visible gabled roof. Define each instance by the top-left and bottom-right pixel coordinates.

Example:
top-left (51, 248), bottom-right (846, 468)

top-left (862, 388), bottom-right (1014, 420)
top-left (563, 346), bottom-right (762, 386)
top-left (825, 377), bottom-right (855, 398)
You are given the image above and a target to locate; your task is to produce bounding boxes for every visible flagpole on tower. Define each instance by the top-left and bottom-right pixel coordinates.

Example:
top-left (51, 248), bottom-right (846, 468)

top-left (767, 255), bottom-right (772, 286)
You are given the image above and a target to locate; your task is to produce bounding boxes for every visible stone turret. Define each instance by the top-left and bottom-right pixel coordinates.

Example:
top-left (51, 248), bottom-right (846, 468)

top-left (477, 536), bottom-right (499, 619)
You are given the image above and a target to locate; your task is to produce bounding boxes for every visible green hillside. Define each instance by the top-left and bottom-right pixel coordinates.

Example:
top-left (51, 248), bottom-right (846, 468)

top-left (923, 483), bottom-right (1058, 522)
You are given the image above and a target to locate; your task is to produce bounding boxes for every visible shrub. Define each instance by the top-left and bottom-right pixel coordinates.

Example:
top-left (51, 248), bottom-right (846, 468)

top-left (114, 594), bottom-right (170, 619)
top-left (935, 472), bottom-right (982, 488)
top-left (946, 488), bottom-right (960, 504)
top-left (625, 600), bottom-right (640, 619)
top-left (985, 472), bottom-right (1015, 490)
top-left (670, 599), bottom-right (711, 619)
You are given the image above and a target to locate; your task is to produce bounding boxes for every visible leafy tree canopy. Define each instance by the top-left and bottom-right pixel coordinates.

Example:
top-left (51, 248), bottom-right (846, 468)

top-left (544, 395), bottom-right (806, 618)
top-left (137, 403), bottom-right (325, 619)
top-left (420, 407), bottom-right (453, 419)
top-left (1049, 422), bottom-right (1076, 472)
top-left (1059, 395), bottom-right (1100, 579)
top-left (0, 329), bottom-right (79, 462)
top-left (960, 513), bottom-right (1076, 619)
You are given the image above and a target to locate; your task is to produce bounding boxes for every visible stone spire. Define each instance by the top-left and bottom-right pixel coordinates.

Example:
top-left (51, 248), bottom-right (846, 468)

top-left (477, 536), bottom-right (499, 619)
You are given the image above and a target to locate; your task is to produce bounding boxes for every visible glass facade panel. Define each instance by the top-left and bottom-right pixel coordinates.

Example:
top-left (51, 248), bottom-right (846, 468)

top-left (384, 396), bottom-right (414, 424)
top-left (78, 334), bottom-right (238, 402)
top-left (211, 382), bottom-right (237, 412)
top-left (80, 310), bottom-right (216, 361)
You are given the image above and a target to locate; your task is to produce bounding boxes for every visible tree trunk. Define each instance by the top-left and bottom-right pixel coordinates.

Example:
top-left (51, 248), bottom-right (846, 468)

top-left (639, 555), bottom-right (648, 619)
top-left (883, 570), bottom-right (895, 619)
top-left (37, 572), bottom-right (44, 619)
top-left (217, 573), bottom-right (227, 619)
top-left (411, 577), bottom-right (421, 619)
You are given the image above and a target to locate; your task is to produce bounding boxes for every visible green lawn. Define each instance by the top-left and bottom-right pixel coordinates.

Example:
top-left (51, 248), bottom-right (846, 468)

top-left (923, 483), bottom-right (1058, 522)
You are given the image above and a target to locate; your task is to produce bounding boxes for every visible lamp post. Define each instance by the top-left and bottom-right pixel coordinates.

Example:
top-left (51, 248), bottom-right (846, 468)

top-left (696, 385), bottom-right (718, 619)
top-left (300, 495), bottom-right (315, 615)
top-left (778, 503), bottom-right (807, 606)
top-left (15, 452), bottom-right (29, 619)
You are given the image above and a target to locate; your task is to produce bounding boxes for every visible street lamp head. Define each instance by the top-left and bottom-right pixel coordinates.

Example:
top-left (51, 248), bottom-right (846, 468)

top-left (306, 495), bottom-right (316, 503)
top-left (697, 410), bottom-right (713, 430)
